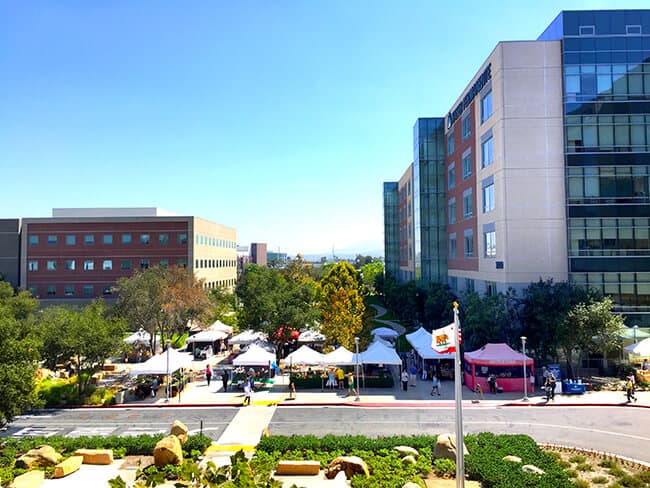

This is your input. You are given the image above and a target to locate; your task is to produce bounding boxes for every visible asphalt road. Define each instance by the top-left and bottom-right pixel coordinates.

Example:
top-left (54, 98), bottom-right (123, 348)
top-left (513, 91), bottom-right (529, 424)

top-left (4, 405), bottom-right (649, 463)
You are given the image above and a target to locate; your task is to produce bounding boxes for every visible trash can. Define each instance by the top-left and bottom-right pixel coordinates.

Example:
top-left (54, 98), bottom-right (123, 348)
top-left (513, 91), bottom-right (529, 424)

top-left (114, 389), bottom-right (127, 405)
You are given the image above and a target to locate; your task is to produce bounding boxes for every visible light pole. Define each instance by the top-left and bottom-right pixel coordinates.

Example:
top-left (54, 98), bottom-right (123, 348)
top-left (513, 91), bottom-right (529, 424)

top-left (521, 336), bottom-right (528, 402)
top-left (354, 337), bottom-right (360, 402)
top-left (634, 325), bottom-right (639, 344)
top-left (165, 339), bottom-right (171, 402)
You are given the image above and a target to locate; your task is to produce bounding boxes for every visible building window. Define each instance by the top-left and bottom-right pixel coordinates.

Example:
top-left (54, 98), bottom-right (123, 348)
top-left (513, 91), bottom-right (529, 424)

top-left (83, 285), bottom-right (93, 297)
top-left (178, 233), bottom-right (187, 245)
top-left (463, 189), bottom-right (473, 218)
top-left (465, 278), bottom-right (475, 292)
top-left (195, 259), bottom-right (200, 268)
top-left (28, 260), bottom-right (38, 271)
top-left (140, 259), bottom-right (150, 270)
top-left (483, 183), bottom-right (495, 213)
top-left (84, 234), bottom-right (95, 245)
top-left (140, 234), bottom-right (150, 245)
top-left (103, 234), bottom-right (113, 245)
top-left (29, 235), bottom-right (39, 246)
top-left (47, 235), bottom-right (57, 245)
top-left (46, 260), bottom-right (56, 271)
top-left (448, 199), bottom-right (456, 225)
top-left (449, 276), bottom-right (458, 291)
top-left (449, 234), bottom-right (457, 259)
top-left (65, 235), bottom-right (76, 246)
top-left (464, 230), bottom-right (474, 258)
top-left (65, 260), bottom-right (75, 271)
top-left (121, 233), bottom-right (132, 244)
top-left (29, 287), bottom-right (38, 296)
top-left (481, 136), bottom-right (494, 167)
top-left (83, 260), bottom-right (94, 271)
top-left (462, 152), bottom-right (472, 179)
top-left (159, 259), bottom-right (169, 267)
top-left (177, 258), bottom-right (187, 267)
top-left (626, 25), bottom-right (642, 35)
top-left (102, 260), bottom-right (113, 271)
top-left (121, 259), bottom-right (131, 270)
top-left (462, 113), bottom-right (471, 140)
top-left (484, 230), bottom-right (496, 257)
top-left (447, 133), bottom-right (455, 155)
top-left (448, 163), bottom-right (456, 190)
top-left (47, 286), bottom-right (56, 296)
top-left (579, 25), bottom-right (595, 36)
top-left (64, 285), bottom-right (74, 296)
top-left (481, 89), bottom-right (492, 123)
top-left (486, 281), bottom-right (497, 297)
top-left (159, 233), bottom-right (169, 245)
top-left (102, 286), bottom-right (113, 295)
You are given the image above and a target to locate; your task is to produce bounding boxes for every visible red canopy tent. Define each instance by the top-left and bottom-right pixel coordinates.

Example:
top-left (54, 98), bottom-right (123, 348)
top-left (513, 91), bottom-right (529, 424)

top-left (463, 343), bottom-right (534, 393)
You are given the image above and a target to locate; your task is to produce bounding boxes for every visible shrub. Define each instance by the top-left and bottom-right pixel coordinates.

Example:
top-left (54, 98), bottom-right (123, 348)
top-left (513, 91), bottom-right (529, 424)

top-left (569, 455), bottom-right (587, 464)
top-left (599, 459), bottom-right (618, 469)
top-left (433, 458), bottom-right (455, 478)
top-left (566, 469), bottom-right (578, 478)
top-left (572, 480), bottom-right (590, 488)
top-left (592, 476), bottom-right (608, 484)
top-left (609, 466), bottom-right (627, 478)
top-left (576, 462), bottom-right (593, 472)
top-left (617, 474), bottom-right (645, 487)
top-left (257, 434), bottom-right (439, 453)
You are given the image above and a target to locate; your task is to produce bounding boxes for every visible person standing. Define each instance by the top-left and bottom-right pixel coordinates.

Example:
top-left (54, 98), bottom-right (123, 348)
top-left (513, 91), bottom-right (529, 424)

top-left (243, 380), bottom-right (252, 406)
top-left (347, 372), bottom-right (357, 398)
top-left (626, 376), bottom-right (637, 402)
top-left (488, 373), bottom-right (496, 394)
top-left (401, 369), bottom-right (409, 391)
top-left (151, 377), bottom-right (159, 397)
top-left (205, 364), bottom-right (212, 387)
top-left (221, 370), bottom-right (229, 392)
top-left (430, 374), bottom-right (440, 396)
top-left (336, 368), bottom-right (345, 390)
top-left (327, 370), bottom-right (336, 390)
top-left (409, 364), bottom-right (417, 387)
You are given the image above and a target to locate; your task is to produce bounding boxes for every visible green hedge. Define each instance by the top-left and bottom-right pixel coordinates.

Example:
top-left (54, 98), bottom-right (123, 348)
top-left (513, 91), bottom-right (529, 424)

top-left (258, 434), bottom-right (438, 452)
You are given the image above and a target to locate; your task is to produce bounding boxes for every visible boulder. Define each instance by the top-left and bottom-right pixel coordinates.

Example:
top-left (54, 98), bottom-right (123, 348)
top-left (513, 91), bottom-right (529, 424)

top-left (153, 435), bottom-right (183, 468)
top-left (170, 420), bottom-right (189, 444)
top-left (325, 456), bottom-right (369, 479)
top-left (275, 460), bottom-right (321, 475)
top-left (15, 445), bottom-right (62, 469)
top-left (522, 464), bottom-right (545, 475)
top-left (53, 455), bottom-right (83, 478)
top-left (74, 448), bottom-right (114, 465)
top-left (402, 483), bottom-right (421, 488)
top-left (503, 455), bottom-right (522, 463)
top-left (394, 446), bottom-right (419, 458)
top-left (8, 470), bottom-right (45, 488)
top-left (401, 455), bottom-right (417, 465)
top-left (433, 433), bottom-right (469, 461)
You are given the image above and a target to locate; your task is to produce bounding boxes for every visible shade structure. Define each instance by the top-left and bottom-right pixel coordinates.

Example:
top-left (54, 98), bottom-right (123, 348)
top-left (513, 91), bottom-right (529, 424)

top-left (625, 337), bottom-right (650, 356)
top-left (371, 327), bottom-right (399, 338)
top-left (124, 328), bottom-right (151, 345)
top-left (232, 344), bottom-right (277, 366)
top-left (298, 329), bottom-right (326, 343)
top-left (360, 341), bottom-right (402, 365)
top-left (322, 346), bottom-right (360, 366)
top-left (185, 328), bottom-right (228, 344)
top-left (129, 347), bottom-right (193, 376)
top-left (209, 320), bottom-right (234, 334)
top-left (282, 345), bottom-right (326, 366)
top-left (405, 327), bottom-right (454, 360)
top-left (229, 329), bottom-right (267, 345)
top-left (463, 343), bottom-right (534, 393)
top-left (620, 327), bottom-right (650, 340)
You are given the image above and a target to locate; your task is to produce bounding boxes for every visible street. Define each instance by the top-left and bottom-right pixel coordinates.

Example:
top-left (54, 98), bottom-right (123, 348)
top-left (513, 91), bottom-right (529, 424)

top-left (4, 405), bottom-right (649, 463)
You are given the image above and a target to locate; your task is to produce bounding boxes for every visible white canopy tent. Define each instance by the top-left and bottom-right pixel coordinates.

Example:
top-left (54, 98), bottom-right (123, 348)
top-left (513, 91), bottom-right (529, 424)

top-left (625, 337), bottom-right (650, 356)
top-left (371, 327), bottom-right (399, 339)
top-left (124, 328), bottom-right (151, 346)
top-left (281, 345), bottom-right (326, 366)
top-left (406, 327), bottom-right (455, 360)
top-left (229, 329), bottom-right (267, 345)
top-left (128, 347), bottom-right (194, 376)
top-left (232, 344), bottom-right (277, 366)
top-left (360, 341), bottom-right (402, 365)
top-left (298, 329), bottom-right (326, 343)
top-left (322, 346), bottom-right (360, 366)
top-left (185, 329), bottom-right (228, 344)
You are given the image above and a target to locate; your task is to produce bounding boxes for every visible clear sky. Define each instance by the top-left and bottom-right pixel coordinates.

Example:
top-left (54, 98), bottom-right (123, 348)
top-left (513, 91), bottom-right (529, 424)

top-left (2, 1), bottom-right (648, 256)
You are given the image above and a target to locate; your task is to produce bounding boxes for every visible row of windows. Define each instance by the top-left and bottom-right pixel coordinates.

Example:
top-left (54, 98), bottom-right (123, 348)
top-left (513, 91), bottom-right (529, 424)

top-left (28, 233), bottom-right (188, 247)
top-left (567, 165), bottom-right (649, 203)
top-left (564, 63), bottom-right (650, 100)
top-left (448, 139), bottom-right (493, 191)
top-left (28, 258), bottom-right (187, 271)
top-left (571, 272), bottom-right (650, 308)
top-left (447, 90), bottom-right (492, 156)
top-left (195, 259), bottom-right (236, 269)
top-left (448, 183), bottom-right (495, 224)
top-left (566, 114), bottom-right (650, 152)
top-left (569, 217), bottom-right (650, 256)
top-left (449, 229), bottom-right (496, 259)
top-left (204, 279), bottom-right (236, 289)
top-left (31, 284), bottom-right (116, 297)
top-left (195, 234), bottom-right (236, 248)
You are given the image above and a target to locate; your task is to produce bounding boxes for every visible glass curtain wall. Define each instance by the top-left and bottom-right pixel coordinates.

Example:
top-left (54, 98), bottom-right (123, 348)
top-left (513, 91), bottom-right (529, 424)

top-left (383, 182), bottom-right (400, 279)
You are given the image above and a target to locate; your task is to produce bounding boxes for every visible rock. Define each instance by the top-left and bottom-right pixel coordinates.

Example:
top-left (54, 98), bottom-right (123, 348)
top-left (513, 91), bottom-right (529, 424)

top-left (74, 449), bottom-right (114, 465)
top-left (153, 435), bottom-right (183, 468)
top-left (53, 455), bottom-right (83, 478)
top-left (434, 433), bottom-right (469, 461)
top-left (522, 464), bottom-right (545, 475)
top-left (402, 483), bottom-right (421, 488)
top-left (401, 455), bottom-right (417, 465)
top-left (170, 420), bottom-right (189, 444)
top-left (15, 445), bottom-right (62, 469)
top-left (503, 455), bottom-right (522, 463)
top-left (9, 470), bottom-right (45, 488)
top-left (394, 445), bottom-right (419, 458)
top-left (275, 460), bottom-right (321, 475)
top-left (325, 456), bottom-right (369, 479)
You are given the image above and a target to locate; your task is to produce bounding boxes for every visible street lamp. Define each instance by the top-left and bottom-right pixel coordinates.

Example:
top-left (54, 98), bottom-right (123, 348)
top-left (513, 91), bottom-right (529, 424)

top-left (634, 325), bottom-right (639, 344)
top-left (354, 337), bottom-right (360, 402)
top-left (521, 336), bottom-right (528, 402)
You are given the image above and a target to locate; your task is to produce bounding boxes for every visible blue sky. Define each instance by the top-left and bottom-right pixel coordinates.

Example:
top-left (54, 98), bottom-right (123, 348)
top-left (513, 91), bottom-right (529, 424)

top-left (2, 1), bottom-right (649, 256)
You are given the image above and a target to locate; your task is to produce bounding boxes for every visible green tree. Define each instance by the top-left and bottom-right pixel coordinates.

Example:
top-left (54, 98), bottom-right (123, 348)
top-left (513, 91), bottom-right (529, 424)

top-left (459, 290), bottom-right (518, 352)
top-left (0, 282), bottom-right (41, 425)
top-left (359, 261), bottom-right (383, 294)
top-left (207, 286), bottom-right (237, 326)
top-left (39, 300), bottom-right (128, 395)
top-left (318, 262), bottom-right (366, 349)
top-left (422, 282), bottom-right (457, 327)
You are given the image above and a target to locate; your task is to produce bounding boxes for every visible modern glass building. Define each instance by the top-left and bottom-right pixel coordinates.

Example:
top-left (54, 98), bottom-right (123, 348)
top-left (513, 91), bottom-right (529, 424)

top-left (383, 182), bottom-right (399, 279)
top-left (540, 10), bottom-right (650, 325)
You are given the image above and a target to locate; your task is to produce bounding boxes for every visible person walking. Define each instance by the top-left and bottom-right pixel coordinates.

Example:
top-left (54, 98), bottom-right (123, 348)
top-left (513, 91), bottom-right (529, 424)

top-left (151, 377), bottom-right (159, 397)
top-left (401, 369), bottom-right (409, 391)
top-left (430, 374), bottom-right (441, 396)
top-left (243, 380), bottom-right (252, 406)
top-left (336, 368), bottom-right (345, 390)
top-left (626, 376), bottom-right (637, 402)
top-left (205, 364), bottom-right (212, 387)
top-left (221, 370), bottom-right (229, 392)
top-left (347, 372), bottom-right (357, 398)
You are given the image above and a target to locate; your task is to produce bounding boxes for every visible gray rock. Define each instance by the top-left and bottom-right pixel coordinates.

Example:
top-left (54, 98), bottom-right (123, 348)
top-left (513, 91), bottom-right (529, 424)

top-left (433, 433), bottom-right (469, 461)
top-left (402, 483), bottom-right (421, 488)
top-left (522, 464), bottom-right (545, 475)
top-left (394, 445), bottom-right (419, 458)
top-left (325, 456), bottom-right (369, 479)
top-left (402, 455), bottom-right (417, 465)
top-left (503, 455), bottom-right (522, 463)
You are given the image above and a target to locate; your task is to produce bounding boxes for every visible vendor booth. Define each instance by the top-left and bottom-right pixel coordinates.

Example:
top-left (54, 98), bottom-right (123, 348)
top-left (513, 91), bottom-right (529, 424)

top-left (322, 346), bottom-right (359, 366)
top-left (282, 345), bottom-right (325, 366)
top-left (405, 327), bottom-right (455, 378)
top-left (463, 343), bottom-right (533, 393)
top-left (229, 329), bottom-right (267, 345)
top-left (232, 344), bottom-right (276, 366)
top-left (185, 323), bottom-right (229, 358)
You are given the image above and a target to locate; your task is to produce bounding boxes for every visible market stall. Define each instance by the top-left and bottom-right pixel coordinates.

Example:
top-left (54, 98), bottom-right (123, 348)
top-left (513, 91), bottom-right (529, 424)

top-left (463, 343), bottom-right (533, 393)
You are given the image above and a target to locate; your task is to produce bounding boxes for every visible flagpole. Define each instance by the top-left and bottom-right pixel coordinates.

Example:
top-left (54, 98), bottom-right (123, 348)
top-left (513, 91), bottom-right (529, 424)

top-left (453, 301), bottom-right (465, 488)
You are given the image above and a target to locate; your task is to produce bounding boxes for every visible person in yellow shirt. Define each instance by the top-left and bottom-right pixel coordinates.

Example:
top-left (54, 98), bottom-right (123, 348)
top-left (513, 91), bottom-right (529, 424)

top-left (336, 368), bottom-right (345, 390)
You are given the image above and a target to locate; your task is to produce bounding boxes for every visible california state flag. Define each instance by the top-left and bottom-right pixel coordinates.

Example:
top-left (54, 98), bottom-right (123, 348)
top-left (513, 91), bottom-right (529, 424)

top-left (431, 323), bottom-right (457, 354)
